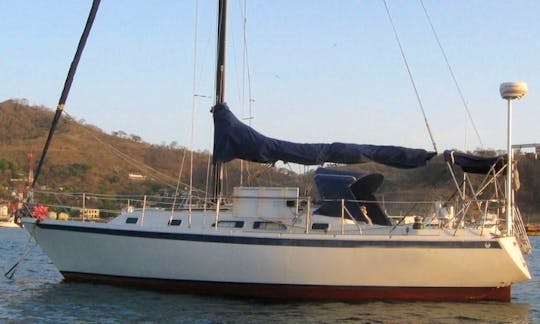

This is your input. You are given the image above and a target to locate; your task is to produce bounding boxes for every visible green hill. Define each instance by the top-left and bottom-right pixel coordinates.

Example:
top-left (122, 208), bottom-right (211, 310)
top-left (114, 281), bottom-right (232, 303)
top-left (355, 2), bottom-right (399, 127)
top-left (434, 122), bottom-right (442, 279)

top-left (1, 99), bottom-right (539, 220)
top-left (0, 99), bottom-right (300, 199)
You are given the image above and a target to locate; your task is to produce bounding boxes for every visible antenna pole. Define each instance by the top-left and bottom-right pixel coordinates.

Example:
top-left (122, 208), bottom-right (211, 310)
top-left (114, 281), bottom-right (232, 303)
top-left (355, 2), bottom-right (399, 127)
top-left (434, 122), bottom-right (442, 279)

top-left (499, 82), bottom-right (528, 236)
top-left (505, 98), bottom-right (513, 235)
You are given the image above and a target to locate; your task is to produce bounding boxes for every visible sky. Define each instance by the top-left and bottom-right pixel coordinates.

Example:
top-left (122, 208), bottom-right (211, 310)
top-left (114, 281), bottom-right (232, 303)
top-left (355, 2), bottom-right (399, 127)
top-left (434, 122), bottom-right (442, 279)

top-left (2, 0), bottom-right (539, 156)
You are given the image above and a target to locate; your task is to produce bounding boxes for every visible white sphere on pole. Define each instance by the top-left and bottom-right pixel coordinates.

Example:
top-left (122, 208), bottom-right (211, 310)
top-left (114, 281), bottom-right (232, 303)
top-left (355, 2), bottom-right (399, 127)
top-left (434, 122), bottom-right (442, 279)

top-left (500, 82), bottom-right (528, 100)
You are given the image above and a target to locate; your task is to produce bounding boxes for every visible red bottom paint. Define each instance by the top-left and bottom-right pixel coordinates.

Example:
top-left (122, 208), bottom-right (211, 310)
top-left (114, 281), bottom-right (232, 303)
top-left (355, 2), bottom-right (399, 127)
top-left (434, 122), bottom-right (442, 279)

top-left (62, 272), bottom-right (511, 302)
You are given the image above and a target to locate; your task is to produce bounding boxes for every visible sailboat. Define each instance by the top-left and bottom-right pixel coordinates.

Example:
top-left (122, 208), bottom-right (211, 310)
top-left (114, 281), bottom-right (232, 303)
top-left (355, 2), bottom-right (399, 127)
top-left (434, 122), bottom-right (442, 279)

top-left (21, 0), bottom-right (531, 301)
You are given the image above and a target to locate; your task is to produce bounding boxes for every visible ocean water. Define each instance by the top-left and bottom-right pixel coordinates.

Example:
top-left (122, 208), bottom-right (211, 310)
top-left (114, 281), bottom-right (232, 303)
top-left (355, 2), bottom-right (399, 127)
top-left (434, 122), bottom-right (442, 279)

top-left (1, 228), bottom-right (539, 323)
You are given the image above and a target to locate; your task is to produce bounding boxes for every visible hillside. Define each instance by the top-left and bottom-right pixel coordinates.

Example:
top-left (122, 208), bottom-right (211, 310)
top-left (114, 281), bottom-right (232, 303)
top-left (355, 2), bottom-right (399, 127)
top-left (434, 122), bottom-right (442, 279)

top-left (347, 154), bottom-right (540, 219)
top-left (1, 99), bottom-right (539, 220)
top-left (0, 99), bottom-right (300, 198)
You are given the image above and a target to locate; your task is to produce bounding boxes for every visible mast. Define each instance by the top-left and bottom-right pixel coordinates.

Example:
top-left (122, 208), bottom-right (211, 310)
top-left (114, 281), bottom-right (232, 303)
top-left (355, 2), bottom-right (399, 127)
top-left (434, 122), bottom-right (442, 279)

top-left (212, 0), bottom-right (227, 201)
top-left (215, 0), bottom-right (227, 105)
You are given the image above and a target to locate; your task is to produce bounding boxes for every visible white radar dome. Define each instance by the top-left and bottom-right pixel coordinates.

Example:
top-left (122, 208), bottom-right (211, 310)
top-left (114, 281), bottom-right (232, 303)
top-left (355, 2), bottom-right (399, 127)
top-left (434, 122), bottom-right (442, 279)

top-left (500, 82), bottom-right (528, 100)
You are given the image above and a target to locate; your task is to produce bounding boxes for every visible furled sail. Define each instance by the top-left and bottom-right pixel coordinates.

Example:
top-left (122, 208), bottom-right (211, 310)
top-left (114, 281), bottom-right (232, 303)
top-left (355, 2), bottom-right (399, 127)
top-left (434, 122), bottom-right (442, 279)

top-left (212, 103), bottom-right (435, 168)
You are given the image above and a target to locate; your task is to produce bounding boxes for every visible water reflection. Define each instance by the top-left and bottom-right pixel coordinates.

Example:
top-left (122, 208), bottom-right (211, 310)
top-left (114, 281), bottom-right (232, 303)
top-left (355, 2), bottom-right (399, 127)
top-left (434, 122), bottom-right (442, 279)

top-left (4, 281), bottom-right (532, 323)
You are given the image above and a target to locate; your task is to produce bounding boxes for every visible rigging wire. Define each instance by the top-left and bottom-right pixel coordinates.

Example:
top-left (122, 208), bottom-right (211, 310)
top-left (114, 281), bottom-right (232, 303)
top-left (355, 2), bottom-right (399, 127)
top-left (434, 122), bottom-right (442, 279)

top-left (28, 0), bottom-right (205, 199)
top-left (419, 0), bottom-right (484, 148)
top-left (63, 113), bottom-right (172, 185)
top-left (239, 0), bottom-right (246, 186)
top-left (382, 0), bottom-right (438, 153)
top-left (4, 206), bottom-right (36, 279)
top-left (61, 112), bottom-right (206, 195)
top-left (187, 0), bottom-right (201, 219)
top-left (204, 153), bottom-right (212, 209)
top-left (170, 145), bottom-right (189, 218)
top-left (239, 0), bottom-right (255, 186)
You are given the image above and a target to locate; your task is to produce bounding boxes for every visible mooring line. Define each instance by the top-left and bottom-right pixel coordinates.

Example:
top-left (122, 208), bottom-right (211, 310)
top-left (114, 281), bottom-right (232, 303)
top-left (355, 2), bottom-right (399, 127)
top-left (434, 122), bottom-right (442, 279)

top-left (4, 223), bottom-right (37, 280)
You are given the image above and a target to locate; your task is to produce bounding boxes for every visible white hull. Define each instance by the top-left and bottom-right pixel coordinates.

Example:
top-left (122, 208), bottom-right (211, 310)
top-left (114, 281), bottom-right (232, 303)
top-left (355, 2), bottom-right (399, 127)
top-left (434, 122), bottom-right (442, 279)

top-left (22, 209), bottom-right (530, 301)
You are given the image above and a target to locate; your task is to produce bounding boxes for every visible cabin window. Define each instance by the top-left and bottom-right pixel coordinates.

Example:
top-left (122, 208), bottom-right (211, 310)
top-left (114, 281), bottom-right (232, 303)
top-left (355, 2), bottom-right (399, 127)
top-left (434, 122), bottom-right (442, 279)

top-left (168, 219), bottom-right (182, 226)
top-left (311, 223), bottom-right (329, 230)
top-left (253, 221), bottom-right (286, 230)
top-left (212, 221), bottom-right (244, 228)
top-left (125, 217), bottom-right (138, 224)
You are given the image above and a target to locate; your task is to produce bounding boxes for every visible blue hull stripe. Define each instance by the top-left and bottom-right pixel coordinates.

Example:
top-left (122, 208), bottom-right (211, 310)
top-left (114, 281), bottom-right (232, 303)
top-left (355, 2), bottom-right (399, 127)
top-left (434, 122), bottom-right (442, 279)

top-left (34, 222), bottom-right (501, 249)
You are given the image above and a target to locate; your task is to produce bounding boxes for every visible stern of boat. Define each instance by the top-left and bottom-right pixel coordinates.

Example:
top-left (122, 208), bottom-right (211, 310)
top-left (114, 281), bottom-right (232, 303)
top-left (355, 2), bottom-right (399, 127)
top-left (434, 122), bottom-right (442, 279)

top-left (498, 235), bottom-right (531, 284)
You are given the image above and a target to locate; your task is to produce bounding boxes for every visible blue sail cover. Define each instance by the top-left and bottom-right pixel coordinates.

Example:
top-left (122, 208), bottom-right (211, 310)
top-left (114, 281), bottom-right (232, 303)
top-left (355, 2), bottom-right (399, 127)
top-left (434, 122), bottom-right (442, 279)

top-left (314, 168), bottom-right (391, 225)
top-left (212, 103), bottom-right (434, 168)
top-left (444, 150), bottom-right (506, 174)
